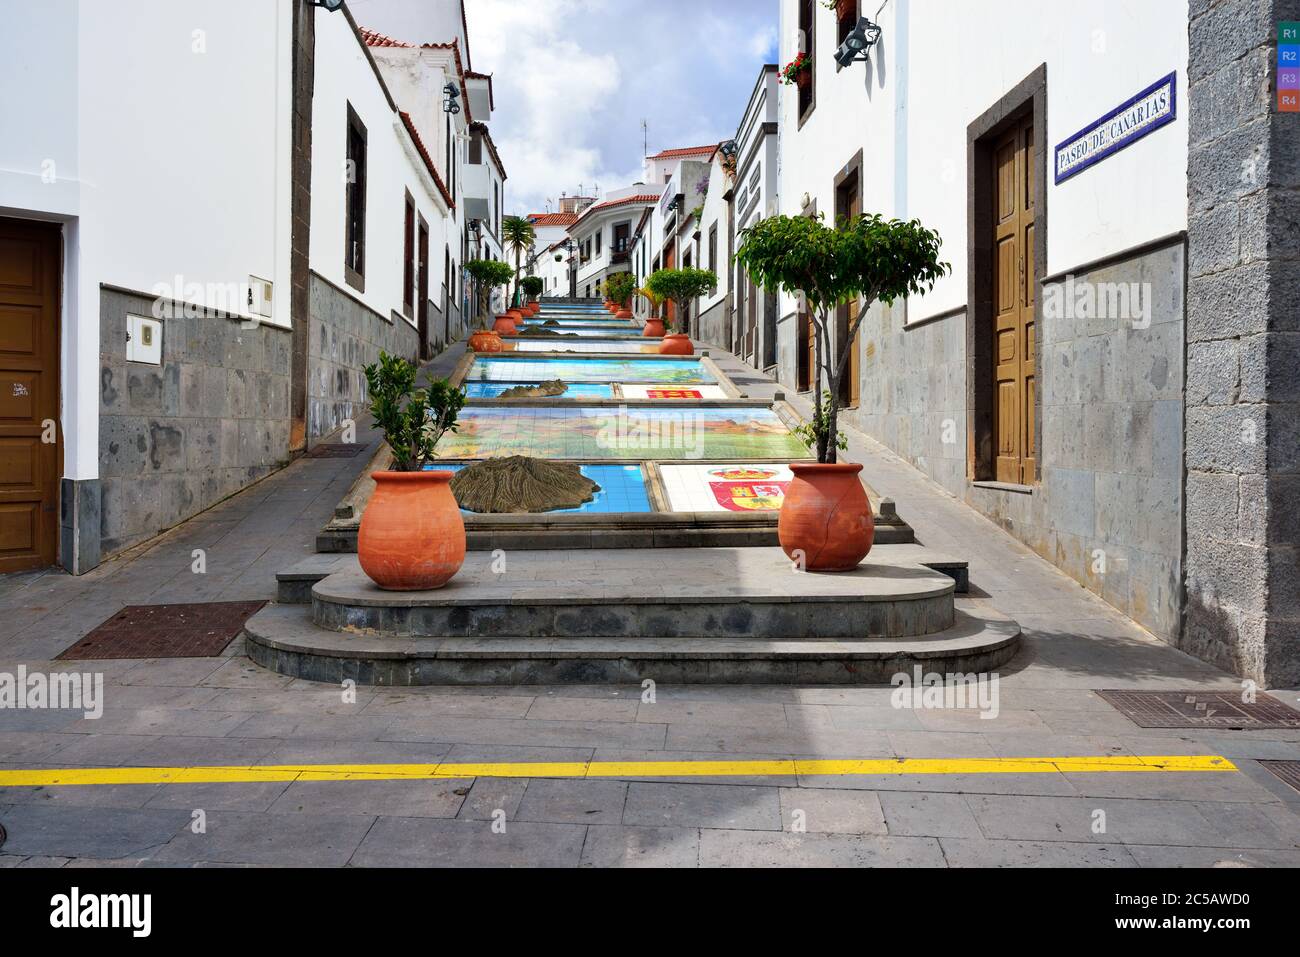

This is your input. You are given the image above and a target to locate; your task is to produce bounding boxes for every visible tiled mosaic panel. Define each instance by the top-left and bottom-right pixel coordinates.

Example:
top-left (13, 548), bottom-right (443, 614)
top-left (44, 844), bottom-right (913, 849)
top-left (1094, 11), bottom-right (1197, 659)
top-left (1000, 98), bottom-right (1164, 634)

top-left (659, 464), bottom-right (795, 513)
top-left (468, 358), bottom-right (716, 385)
top-left (506, 340), bottom-right (662, 354)
top-left (620, 384), bottom-right (729, 400)
top-left (428, 463), bottom-right (652, 514)
top-left (435, 407), bottom-right (809, 461)
top-left (463, 381), bottom-right (617, 399)
top-left (512, 327), bottom-right (642, 338)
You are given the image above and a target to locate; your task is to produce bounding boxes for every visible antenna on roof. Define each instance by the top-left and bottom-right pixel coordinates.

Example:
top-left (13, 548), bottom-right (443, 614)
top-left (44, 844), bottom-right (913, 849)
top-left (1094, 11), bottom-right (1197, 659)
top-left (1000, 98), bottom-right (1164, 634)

top-left (641, 119), bottom-right (648, 157)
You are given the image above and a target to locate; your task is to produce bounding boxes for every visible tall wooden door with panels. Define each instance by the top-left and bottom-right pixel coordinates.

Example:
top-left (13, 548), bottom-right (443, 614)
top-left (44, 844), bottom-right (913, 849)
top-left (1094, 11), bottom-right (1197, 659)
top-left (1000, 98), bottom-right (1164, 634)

top-left (992, 115), bottom-right (1037, 485)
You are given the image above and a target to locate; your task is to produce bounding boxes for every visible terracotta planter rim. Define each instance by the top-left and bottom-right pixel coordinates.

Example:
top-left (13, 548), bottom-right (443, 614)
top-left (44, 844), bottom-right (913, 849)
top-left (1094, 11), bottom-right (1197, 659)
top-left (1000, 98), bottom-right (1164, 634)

top-left (789, 462), bottom-right (863, 476)
top-left (372, 470), bottom-right (454, 483)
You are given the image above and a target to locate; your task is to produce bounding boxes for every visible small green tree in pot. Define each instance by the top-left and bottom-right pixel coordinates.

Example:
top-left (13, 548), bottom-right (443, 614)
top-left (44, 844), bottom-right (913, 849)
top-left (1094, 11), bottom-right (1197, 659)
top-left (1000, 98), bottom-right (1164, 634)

top-left (645, 267), bottom-right (718, 338)
top-left (465, 258), bottom-right (516, 337)
top-left (357, 352), bottom-right (468, 590)
top-left (603, 272), bottom-right (637, 315)
top-left (501, 216), bottom-right (536, 306)
top-left (520, 274), bottom-right (545, 306)
top-left (734, 213), bottom-right (947, 571)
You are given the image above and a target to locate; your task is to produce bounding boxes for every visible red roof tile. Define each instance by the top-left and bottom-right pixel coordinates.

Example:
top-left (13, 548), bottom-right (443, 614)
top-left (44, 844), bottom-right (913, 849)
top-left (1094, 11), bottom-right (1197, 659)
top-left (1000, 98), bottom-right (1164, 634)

top-left (529, 212), bottom-right (580, 227)
top-left (359, 27), bottom-right (412, 48)
top-left (647, 144), bottom-right (720, 160)
top-left (570, 194), bottom-right (662, 230)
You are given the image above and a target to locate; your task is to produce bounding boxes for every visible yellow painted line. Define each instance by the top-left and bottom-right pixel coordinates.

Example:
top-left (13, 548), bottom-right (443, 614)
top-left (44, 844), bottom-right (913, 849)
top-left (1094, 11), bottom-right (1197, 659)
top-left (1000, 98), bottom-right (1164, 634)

top-left (0, 754), bottom-right (1236, 788)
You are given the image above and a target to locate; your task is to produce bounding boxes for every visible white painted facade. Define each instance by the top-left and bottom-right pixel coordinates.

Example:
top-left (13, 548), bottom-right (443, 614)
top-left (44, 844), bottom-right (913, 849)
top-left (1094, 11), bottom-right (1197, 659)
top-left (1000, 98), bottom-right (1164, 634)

top-left (314, 14), bottom-right (455, 326)
top-left (570, 187), bottom-right (663, 298)
top-left (0, 0), bottom-right (294, 481)
top-left (776, 0), bottom-right (1190, 325)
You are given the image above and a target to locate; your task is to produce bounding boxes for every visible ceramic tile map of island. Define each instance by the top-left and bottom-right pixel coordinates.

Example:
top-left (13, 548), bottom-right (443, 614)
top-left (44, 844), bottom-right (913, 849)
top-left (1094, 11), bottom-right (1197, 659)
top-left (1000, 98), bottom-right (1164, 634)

top-left (468, 357), bottom-right (717, 385)
top-left (462, 381), bottom-right (617, 399)
top-left (505, 340), bottom-right (662, 354)
top-left (659, 463), bottom-right (795, 512)
top-left (434, 406), bottom-right (810, 461)
top-left (428, 463), bottom-right (652, 514)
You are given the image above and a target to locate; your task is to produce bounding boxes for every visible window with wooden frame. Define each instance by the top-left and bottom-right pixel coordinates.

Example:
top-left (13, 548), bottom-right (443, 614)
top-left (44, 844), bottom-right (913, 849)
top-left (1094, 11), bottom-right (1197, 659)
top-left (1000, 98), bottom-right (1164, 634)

top-left (708, 223), bottom-right (718, 272)
top-left (344, 103), bottom-right (367, 291)
top-left (403, 191), bottom-right (415, 318)
top-left (835, 0), bottom-right (860, 45)
top-left (797, 0), bottom-right (816, 122)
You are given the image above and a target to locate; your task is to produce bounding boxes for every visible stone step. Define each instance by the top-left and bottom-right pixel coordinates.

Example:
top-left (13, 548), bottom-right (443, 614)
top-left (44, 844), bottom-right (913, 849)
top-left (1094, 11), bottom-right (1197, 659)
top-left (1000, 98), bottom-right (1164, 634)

top-left (308, 550), bottom-right (958, 640)
top-left (283, 542), bottom-right (963, 603)
top-left (243, 603), bottom-right (1021, 685)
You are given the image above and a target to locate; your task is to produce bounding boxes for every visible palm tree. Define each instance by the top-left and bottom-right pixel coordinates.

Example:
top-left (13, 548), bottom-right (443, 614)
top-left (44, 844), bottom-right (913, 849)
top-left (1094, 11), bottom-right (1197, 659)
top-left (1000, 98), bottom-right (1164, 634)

top-left (502, 216), bottom-right (536, 306)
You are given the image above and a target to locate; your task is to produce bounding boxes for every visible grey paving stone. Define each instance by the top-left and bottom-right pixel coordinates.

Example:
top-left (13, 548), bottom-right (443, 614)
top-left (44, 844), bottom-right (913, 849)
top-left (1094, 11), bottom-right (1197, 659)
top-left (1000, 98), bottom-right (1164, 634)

top-left (525, 696), bottom-right (640, 722)
top-left (268, 779), bottom-right (467, 818)
top-left (965, 794), bottom-right (1231, 846)
top-left (0, 783), bottom-right (161, 809)
top-left (1125, 844), bottom-right (1300, 868)
top-left (231, 712), bottom-right (396, 741)
top-left (384, 716), bottom-right (667, 750)
top-left (255, 739), bottom-right (454, 766)
top-left (887, 730), bottom-right (999, 758)
top-left (151, 811), bottom-right (374, 866)
top-left (0, 804), bottom-right (190, 859)
top-left (622, 781), bottom-right (782, 831)
top-left (665, 723), bottom-right (893, 757)
top-left (777, 787), bottom-right (886, 835)
top-left (795, 771), bottom-right (1079, 796)
top-left (879, 791), bottom-right (984, 838)
top-left (515, 779), bottom-right (628, 825)
top-left (455, 777), bottom-right (526, 821)
top-left (144, 781), bottom-right (291, 812)
top-left (361, 691), bottom-right (533, 719)
top-left (939, 838), bottom-right (1138, 868)
top-left (698, 828), bottom-right (946, 867)
top-left (116, 659), bottom-right (228, 687)
top-left (350, 816), bottom-right (587, 867)
top-left (197, 658), bottom-right (296, 689)
top-left (580, 825), bottom-right (700, 867)
top-left (64, 708), bottom-right (251, 738)
top-left (635, 700), bottom-right (789, 728)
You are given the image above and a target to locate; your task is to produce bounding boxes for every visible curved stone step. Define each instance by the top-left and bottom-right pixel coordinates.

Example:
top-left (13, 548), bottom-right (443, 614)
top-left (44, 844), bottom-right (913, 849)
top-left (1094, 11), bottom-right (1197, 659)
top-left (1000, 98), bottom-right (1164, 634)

top-left (243, 604), bottom-right (1021, 686)
top-left (309, 550), bottom-right (957, 640)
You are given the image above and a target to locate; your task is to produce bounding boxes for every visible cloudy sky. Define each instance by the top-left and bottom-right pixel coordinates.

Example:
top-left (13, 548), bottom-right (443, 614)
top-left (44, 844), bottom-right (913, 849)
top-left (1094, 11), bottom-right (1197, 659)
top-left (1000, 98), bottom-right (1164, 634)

top-left (351, 0), bottom-right (779, 216)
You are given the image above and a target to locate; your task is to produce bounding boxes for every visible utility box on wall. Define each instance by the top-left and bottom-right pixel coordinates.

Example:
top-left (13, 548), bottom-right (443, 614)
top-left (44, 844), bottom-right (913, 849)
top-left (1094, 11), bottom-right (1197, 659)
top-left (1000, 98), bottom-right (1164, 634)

top-left (125, 314), bottom-right (162, 365)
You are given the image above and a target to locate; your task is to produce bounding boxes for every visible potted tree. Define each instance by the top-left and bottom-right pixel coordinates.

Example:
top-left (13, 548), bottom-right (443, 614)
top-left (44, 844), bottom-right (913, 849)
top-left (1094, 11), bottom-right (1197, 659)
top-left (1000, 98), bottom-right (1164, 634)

top-left (358, 352), bottom-right (467, 590)
top-left (465, 258), bottom-right (517, 345)
top-left (520, 275), bottom-right (545, 315)
top-left (604, 272), bottom-right (637, 319)
top-left (502, 215), bottom-right (536, 313)
top-left (645, 267), bottom-right (718, 355)
top-left (735, 212), bottom-right (947, 570)
top-left (633, 286), bottom-right (666, 338)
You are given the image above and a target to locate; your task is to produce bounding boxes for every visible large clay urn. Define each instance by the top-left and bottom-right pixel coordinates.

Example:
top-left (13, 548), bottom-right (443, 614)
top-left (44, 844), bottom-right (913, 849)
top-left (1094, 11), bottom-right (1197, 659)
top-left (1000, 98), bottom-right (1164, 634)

top-left (778, 463), bottom-right (875, 571)
top-left (507, 307), bottom-right (526, 324)
top-left (468, 330), bottom-right (504, 352)
top-left (643, 318), bottom-right (666, 338)
top-left (616, 305), bottom-right (633, 319)
top-left (359, 471), bottom-right (466, 590)
top-left (493, 314), bottom-right (519, 335)
top-left (659, 333), bottom-right (693, 355)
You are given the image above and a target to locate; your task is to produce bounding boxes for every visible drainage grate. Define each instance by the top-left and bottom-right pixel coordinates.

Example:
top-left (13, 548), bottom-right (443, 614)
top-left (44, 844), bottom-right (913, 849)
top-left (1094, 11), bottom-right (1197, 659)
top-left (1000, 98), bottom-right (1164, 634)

top-left (307, 444), bottom-right (364, 459)
top-left (1260, 760), bottom-right (1300, 794)
top-left (1097, 690), bottom-right (1300, 729)
top-left (57, 601), bottom-right (266, 660)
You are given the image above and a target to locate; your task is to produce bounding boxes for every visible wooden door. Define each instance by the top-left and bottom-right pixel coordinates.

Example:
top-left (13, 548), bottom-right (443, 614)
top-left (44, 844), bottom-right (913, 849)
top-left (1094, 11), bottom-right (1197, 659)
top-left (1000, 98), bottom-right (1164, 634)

top-left (417, 217), bottom-right (430, 359)
top-left (835, 170), bottom-right (862, 408)
top-left (0, 218), bottom-right (61, 574)
top-left (797, 303), bottom-right (813, 392)
top-left (993, 116), bottom-right (1036, 484)
top-left (745, 274), bottom-right (758, 363)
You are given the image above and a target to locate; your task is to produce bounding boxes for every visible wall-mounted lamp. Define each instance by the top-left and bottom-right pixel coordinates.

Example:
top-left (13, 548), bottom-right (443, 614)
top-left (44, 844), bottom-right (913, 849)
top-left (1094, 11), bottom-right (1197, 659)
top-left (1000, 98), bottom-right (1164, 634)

top-left (718, 140), bottom-right (739, 159)
top-left (312, 0), bottom-right (345, 11)
top-left (834, 17), bottom-right (883, 68)
top-left (666, 198), bottom-right (680, 212)
top-left (442, 82), bottom-right (461, 114)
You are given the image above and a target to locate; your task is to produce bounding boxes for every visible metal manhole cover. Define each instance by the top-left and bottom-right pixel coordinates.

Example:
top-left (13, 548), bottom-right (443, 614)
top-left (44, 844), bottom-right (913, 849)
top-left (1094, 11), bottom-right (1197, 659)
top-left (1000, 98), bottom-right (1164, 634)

top-left (1260, 761), bottom-right (1300, 794)
top-left (307, 444), bottom-right (364, 458)
top-left (1097, 690), bottom-right (1300, 729)
top-left (56, 601), bottom-right (266, 660)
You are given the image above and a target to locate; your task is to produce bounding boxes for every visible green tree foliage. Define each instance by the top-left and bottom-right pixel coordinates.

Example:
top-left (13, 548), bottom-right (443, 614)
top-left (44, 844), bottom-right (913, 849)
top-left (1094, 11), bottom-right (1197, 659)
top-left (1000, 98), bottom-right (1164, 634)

top-left (464, 258), bottom-right (516, 328)
top-left (645, 267), bottom-right (718, 334)
top-left (501, 216), bottom-right (536, 304)
top-left (735, 213), bottom-right (948, 463)
top-left (363, 352), bottom-right (465, 472)
top-left (602, 272), bottom-right (637, 307)
top-left (520, 275), bottom-right (545, 299)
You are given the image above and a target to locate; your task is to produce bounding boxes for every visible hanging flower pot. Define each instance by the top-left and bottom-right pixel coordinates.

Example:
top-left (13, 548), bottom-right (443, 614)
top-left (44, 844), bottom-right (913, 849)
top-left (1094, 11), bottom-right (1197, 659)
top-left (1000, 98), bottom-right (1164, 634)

top-left (359, 471), bottom-right (466, 590)
top-left (659, 333), bottom-right (693, 355)
top-left (643, 318), bottom-right (666, 338)
top-left (469, 330), bottom-right (505, 352)
top-left (778, 463), bottom-right (875, 571)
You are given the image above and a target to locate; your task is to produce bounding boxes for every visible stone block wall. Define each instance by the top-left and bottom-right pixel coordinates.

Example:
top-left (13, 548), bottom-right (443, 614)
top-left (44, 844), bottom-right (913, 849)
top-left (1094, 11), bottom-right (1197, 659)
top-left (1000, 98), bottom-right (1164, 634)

top-left (1183, 0), bottom-right (1300, 684)
top-left (306, 273), bottom-right (420, 440)
top-left (98, 287), bottom-right (293, 558)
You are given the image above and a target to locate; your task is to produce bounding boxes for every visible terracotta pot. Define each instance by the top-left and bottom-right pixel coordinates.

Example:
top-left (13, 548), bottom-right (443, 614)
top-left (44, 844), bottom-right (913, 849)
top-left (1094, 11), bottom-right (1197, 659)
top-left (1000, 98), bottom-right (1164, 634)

top-left (795, 67), bottom-right (811, 92)
top-left (778, 463), bottom-right (875, 571)
top-left (659, 333), bottom-right (693, 355)
top-left (358, 471), bottom-right (466, 591)
top-left (507, 308), bottom-right (525, 323)
top-left (616, 307), bottom-right (633, 319)
top-left (643, 318), bottom-right (666, 338)
top-left (468, 330), bottom-right (504, 353)
top-left (492, 314), bottom-right (518, 335)
top-left (528, 301), bottom-right (541, 315)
